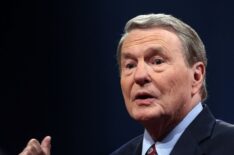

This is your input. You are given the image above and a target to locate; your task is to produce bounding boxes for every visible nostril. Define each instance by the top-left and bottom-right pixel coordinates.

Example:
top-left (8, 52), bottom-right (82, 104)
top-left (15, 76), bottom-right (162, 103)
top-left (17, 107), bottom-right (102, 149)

top-left (134, 65), bottom-right (151, 86)
top-left (135, 78), bottom-right (151, 86)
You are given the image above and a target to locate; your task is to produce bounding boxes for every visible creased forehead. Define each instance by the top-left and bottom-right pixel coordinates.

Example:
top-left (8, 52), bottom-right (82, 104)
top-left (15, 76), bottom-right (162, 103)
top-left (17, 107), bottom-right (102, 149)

top-left (121, 28), bottom-right (183, 52)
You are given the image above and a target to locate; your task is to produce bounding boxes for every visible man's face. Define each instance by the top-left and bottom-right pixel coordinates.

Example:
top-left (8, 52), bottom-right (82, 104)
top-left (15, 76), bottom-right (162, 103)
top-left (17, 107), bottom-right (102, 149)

top-left (120, 28), bottom-right (197, 124)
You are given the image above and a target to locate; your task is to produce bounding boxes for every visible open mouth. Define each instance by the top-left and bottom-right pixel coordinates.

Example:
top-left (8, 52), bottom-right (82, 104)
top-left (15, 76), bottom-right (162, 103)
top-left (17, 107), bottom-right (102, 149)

top-left (134, 92), bottom-right (155, 100)
top-left (134, 92), bottom-right (155, 105)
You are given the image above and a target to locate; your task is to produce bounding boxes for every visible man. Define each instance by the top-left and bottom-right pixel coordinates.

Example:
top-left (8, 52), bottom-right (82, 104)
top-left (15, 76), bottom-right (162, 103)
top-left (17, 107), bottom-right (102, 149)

top-left (110, 13), bottom-right (234, 155)
top-left (19, 13), bottom-right (234, 155)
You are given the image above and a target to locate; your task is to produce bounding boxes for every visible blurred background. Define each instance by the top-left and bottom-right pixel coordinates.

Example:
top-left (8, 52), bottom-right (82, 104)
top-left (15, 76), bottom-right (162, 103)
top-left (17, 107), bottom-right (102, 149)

top-left (1, 0), bottom-right (234, 154)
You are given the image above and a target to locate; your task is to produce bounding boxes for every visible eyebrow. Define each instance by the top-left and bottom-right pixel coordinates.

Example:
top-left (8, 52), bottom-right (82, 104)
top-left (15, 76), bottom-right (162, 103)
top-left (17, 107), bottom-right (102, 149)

top-left (121, 52), bottom-right (135, 60)
top-left (121, 46), bottom-right (165, 59)
top-left (145, 47), bottom-right (164, 56)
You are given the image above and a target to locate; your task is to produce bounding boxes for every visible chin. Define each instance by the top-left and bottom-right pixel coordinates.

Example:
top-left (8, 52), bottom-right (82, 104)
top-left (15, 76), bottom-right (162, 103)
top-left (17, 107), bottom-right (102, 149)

top-left (131, 109), bottom-right (161, 122)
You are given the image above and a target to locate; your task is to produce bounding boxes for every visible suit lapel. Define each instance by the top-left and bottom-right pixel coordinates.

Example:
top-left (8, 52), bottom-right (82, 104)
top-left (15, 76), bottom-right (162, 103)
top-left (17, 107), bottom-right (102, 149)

top-left (170, 105), bottom-right (216, 155)
top-left (134, 140), bottom-right (142, 155)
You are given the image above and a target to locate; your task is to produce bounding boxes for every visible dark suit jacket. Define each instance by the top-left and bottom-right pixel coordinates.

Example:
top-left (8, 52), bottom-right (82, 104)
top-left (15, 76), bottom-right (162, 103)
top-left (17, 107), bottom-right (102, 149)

top-left (110, 105), bottom-right (234, 155)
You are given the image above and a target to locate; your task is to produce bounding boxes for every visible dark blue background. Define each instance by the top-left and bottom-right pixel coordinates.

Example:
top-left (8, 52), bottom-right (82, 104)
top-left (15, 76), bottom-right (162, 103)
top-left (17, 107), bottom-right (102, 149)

top-left (1, 0), bottom-right (234, 154)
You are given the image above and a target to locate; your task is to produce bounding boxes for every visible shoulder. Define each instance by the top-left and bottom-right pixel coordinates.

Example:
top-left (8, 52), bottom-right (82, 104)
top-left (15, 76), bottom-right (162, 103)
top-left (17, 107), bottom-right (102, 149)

top-left (212, 119), bottom-right (234, 139)
top-left (202, 119), bottom-right (234, 154)
top-left (110, 135), bottom-right (143, 155)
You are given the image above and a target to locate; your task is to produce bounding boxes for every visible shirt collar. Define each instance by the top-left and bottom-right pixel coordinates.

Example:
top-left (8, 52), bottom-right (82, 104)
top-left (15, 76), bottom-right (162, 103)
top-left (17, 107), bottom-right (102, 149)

top-left (142, 102), bottom-right (203, 155)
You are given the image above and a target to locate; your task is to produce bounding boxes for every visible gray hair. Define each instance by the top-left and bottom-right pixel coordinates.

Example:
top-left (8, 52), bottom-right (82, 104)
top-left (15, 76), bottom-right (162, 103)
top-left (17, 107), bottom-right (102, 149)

top-left (117, 13), bottom-right (208, 101)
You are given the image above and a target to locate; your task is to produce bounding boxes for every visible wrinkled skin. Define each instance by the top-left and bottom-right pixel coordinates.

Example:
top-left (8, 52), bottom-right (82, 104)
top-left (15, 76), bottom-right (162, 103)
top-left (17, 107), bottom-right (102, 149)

top-left (120, 28), bottom-right (205, 139)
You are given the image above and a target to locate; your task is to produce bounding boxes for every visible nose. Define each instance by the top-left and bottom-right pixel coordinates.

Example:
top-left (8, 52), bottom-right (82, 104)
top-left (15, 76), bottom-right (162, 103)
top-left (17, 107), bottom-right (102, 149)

top-left (134, 62), bottom-right (151, 86)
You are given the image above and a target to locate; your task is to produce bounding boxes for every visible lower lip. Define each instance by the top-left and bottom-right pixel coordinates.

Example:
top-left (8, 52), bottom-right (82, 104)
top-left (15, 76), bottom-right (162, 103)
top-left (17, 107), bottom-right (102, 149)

top-left (134, 98), bottom-right (155, 105)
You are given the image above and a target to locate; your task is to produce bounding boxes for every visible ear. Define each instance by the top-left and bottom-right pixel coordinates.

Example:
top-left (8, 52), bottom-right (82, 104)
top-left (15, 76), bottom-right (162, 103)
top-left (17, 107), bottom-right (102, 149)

top-left (191, 62), bottom-right (205, 96)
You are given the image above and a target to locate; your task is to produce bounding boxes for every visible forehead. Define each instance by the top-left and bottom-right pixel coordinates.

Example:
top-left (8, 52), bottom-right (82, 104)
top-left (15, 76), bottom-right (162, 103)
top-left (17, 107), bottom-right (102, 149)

top-left (121, 28), bottom-right (183, 53)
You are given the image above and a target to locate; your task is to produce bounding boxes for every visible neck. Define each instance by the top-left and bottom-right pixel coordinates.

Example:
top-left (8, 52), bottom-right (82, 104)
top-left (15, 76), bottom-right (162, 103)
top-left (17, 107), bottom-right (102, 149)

top-left (143, 113), bottom-right (181, 141)
top-left (144, 94), bottom-right (202, 141)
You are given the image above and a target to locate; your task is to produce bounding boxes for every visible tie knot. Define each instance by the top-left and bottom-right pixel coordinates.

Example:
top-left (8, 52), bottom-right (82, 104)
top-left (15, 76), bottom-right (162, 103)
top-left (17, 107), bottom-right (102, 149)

top-left (146, 144), bottom-right (157, 155)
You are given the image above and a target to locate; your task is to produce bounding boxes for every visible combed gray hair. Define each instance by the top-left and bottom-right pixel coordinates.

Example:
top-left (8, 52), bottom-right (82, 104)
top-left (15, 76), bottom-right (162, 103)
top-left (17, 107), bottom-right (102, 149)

top-left (117, 13), bottom-right (208, 101)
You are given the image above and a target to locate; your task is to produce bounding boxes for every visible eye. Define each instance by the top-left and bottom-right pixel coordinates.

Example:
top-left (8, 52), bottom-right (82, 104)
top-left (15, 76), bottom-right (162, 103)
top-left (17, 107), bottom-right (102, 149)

top-left (126, 63), bottom-right (136, 69)
top-left (152, 58), bottom-right (164, 65)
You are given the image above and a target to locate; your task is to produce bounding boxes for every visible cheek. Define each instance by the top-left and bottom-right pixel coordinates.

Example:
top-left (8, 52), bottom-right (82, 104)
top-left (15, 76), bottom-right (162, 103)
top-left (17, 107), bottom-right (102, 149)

top-left (120, 77), bottom-right (131, 101)
top-left (160, 70), bottom-right (191, 100)
top-left (120, 76), bottom-right (136, 115)
top-left (120, 80), bottom-right (133, 116)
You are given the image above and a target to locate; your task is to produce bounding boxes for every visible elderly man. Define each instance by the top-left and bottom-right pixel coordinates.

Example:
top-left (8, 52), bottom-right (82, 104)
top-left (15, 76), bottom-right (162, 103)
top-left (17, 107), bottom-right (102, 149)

top-left (110, 13), bottom-right (234, 155)
top-left (19, 13), bottom-right (234, 155)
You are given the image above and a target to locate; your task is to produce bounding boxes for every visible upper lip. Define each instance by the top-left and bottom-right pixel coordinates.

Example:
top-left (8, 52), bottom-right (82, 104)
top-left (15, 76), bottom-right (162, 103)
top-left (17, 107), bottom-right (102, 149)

top-left (133, 91), bottom-right (156, 101)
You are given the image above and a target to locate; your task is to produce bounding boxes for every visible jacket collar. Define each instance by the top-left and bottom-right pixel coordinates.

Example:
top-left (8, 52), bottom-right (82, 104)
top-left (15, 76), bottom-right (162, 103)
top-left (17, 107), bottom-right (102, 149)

top-left (170, 104), bottom-right (216, 155)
